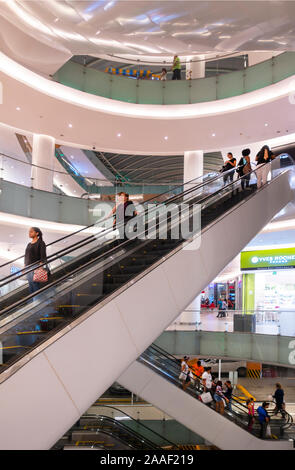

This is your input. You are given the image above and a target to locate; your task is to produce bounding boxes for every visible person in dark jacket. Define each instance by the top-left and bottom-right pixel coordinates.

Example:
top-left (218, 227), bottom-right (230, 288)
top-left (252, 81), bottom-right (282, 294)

top-left (25, 227), bottom-right (47, 293)
top-left (221, 152), bottom-right (236, 185)
top-left (109, 192), bottom-right (137, 241)
top-left (273, 383), bottom-right (285, 417)
top-left (224, 380), bottom-right (233, 411)
top-left (255, 145), bottom-right (275, 188)
top-left (237, 148), bottom-right (252, 190)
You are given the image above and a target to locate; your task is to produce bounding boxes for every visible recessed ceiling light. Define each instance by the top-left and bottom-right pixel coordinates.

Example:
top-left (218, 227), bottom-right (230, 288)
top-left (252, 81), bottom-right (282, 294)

top-left (68, 123), bottom-right (73, 128)
top-left (16, 107), bottom-right (21, 111)
top-left (54, 18), bottom-right (59, 23)
top-left (117, 133), bottom-right (121, 137)
top-left (164, 136), bottom-right (168, 140)
top-left (265, 123), bottom-right (268, 127)
top-left (212, 133), bottom-right (216, 137)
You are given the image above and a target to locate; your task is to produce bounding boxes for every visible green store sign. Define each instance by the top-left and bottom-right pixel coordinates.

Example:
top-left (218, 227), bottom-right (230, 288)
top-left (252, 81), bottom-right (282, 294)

top-left (241, 247), bottom-right (295, 270)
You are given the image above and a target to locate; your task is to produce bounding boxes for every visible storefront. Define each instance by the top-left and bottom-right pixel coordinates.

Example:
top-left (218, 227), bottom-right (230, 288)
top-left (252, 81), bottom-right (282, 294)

top-left (201, 280), bottom-right (237, 309)
top-left (241, 246), bottom-right (295, 311)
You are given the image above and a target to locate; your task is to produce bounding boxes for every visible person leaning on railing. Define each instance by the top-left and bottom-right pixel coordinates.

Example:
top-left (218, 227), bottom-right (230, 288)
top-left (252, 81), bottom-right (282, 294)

top-left (172, 55), bottom-right (181, 80)
top-left (221, 152), bottom-right (236, 185)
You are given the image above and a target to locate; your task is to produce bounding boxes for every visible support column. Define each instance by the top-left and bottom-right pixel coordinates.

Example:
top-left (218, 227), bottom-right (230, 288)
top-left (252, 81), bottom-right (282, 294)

top-left (184, 150), bottom-right (203, 186)
top-left (186, 55), bottom-right (205, 80)
top-left (177, 294), bottom-right (202, 324)
top-left (32, 134), bottom-right (55, 192)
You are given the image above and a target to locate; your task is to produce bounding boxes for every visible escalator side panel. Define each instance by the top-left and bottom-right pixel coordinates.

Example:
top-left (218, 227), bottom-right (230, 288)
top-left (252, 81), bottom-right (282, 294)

top-left (118, 360), bottom-right (292, 450)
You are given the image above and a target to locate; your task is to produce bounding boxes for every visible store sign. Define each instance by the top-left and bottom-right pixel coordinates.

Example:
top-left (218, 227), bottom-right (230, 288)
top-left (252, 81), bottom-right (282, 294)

top-left (241, 247), bottom-right (295, 270)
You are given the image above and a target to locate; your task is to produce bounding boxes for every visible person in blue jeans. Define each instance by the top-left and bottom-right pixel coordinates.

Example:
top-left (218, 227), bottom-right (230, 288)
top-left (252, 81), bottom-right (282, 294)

top-left (24, 227), bottom-right (47, 293)
top-left (257, 402), bottom-right (270, 438)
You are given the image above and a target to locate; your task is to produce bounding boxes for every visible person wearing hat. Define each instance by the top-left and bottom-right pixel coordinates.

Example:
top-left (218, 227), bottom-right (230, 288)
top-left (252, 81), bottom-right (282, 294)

top-left (237, 148), bottom-right (252, 190)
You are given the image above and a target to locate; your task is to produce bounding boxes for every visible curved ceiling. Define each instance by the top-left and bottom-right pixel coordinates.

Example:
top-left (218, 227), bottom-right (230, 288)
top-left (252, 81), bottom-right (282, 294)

top-left (0, 51), bottom-right (294, 155)
top-left (0, 1), bottom-right (295, 74)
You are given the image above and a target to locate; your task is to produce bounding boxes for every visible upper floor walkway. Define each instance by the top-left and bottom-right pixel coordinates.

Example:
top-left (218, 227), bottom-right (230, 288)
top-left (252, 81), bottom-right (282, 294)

top-left (53, 52), bottom-right (295, 105)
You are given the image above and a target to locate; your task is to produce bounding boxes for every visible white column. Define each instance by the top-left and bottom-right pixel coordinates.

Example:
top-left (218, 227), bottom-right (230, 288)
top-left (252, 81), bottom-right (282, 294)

top-left (32, 134), bottom-right (55, 192)
top-left (177, 294), bottom-right (202, 324)
top-left (186, 55), bottom-right (205, 80)
top-left (184, 150), bottom-right (203, 186)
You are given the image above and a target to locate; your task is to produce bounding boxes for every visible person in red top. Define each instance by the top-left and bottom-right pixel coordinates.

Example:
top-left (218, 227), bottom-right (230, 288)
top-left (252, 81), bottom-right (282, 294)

top-left (247, 398), bottom-right (255, 432)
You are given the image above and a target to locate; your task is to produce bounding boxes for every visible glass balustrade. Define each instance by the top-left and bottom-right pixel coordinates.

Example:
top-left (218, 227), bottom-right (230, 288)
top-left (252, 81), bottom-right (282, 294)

top-left (53, 52), bottom-right (295, 105)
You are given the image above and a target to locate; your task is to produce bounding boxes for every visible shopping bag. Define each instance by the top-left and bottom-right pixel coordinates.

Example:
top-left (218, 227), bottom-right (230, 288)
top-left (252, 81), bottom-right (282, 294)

top-left (200, 392), bottom-right (213, 404)
top-left (266, 424), bottom-right (272, 438)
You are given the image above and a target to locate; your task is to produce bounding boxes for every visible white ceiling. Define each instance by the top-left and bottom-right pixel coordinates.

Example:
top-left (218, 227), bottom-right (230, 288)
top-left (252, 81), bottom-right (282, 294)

top-left (0, 55), bottom-right (295, 155)
top-left (0, 1), bottom-right (295, 74)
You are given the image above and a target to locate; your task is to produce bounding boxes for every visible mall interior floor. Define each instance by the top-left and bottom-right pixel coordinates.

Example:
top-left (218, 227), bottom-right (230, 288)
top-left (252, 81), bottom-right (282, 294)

top-left (238, 377), bottom-right (295, 407)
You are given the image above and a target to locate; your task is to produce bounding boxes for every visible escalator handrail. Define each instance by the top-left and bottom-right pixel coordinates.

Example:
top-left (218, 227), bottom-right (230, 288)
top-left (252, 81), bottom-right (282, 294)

top-left (0, 151), bottom-right (287, 279)
top-left (86, 405), bottom-right (178, 447)
top-left (77, 415), bottom-right (160, 449)
top-left (0, 161), bottom-right (290, 321)
top-left (0, 169), bottom-right (216, 273)
top-left (144, 345), bottom-right (294, 434)
top-left (0, 164), bottom-right (239, 289)
top-left (146, 344), bottom-right (253, 414)
top-left (0, 157), bottom-right (266, 289)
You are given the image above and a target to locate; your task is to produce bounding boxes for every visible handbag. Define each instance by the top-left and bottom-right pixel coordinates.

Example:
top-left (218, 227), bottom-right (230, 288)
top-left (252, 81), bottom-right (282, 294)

top-left (33, 267), bottom-right (48, 283)
top-left (243, 162), bottom-right (251, 175)
top-left (200, 392), bottom-right (213, 404)
top-left (266, 423), bottom-right (272, 438)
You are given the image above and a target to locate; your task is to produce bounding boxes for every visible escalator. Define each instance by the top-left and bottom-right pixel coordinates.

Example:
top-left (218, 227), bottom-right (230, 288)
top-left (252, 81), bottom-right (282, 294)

top-left (118, 344), bottom-right (294, 450)
top-left (0, 157), bottom-right (294, 449)
top-left (0, 171), bottom-right (210, 311)
top-left (53, 406), bottom-right (177, 450)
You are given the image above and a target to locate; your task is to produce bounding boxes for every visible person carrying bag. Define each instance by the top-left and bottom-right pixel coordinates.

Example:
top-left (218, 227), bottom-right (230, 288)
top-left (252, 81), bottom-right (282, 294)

top-left (25, 227), bottom-right (48, 294)
top-left (237, 148), bottom-right (252, 190)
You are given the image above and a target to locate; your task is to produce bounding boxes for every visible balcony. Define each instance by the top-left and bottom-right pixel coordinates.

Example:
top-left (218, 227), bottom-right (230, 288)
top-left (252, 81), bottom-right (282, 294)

top-left (53, 52), bottom-right (295, 105)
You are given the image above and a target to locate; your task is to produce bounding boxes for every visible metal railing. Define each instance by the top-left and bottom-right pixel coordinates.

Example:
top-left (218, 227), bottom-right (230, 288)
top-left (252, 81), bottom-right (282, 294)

top-left (169, 308), bottom-right (295, 337)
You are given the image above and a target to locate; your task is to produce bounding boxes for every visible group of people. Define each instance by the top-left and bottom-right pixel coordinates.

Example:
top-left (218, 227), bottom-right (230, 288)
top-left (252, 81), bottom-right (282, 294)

top-left (179, 358), bottom-right (233, 416)
top-left (179, 357), bottom-right (287, 438)
top-left (221, 145), bottom-right (276, 191)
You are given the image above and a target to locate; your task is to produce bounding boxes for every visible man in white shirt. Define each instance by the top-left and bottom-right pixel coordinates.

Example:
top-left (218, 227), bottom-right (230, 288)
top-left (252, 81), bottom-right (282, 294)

top-left (202, 367), bottom-right (213, 392)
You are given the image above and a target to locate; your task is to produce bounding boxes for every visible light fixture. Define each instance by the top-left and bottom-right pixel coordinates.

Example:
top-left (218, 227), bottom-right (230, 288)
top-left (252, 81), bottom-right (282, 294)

top-left (68, 123), bottom-right (73, 128)
top-left (16, 107), bottom-right (21, 111)
top-left (265, 123), bottom-right (268, 127)
top-left (117, 133), bottom-right (121, 137)
top-left (212, 133), bottom-right (216, 137)
top-left (164, 136), bottom-right (168, 140)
